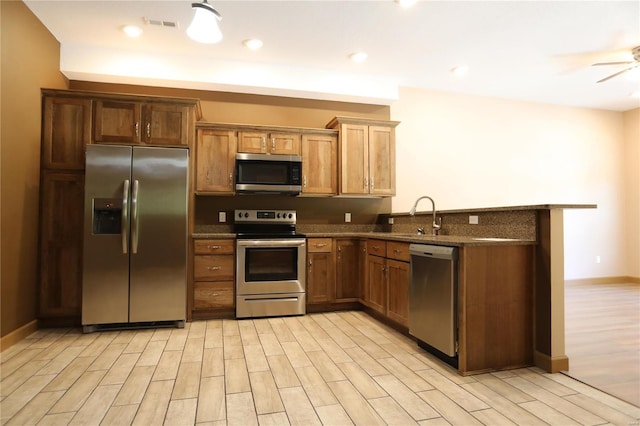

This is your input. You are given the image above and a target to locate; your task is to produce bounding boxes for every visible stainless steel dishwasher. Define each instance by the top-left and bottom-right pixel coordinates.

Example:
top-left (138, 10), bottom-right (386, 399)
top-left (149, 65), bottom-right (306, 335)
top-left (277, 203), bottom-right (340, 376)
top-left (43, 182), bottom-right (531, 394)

top-left (409, 244), bottom-right (458, 367)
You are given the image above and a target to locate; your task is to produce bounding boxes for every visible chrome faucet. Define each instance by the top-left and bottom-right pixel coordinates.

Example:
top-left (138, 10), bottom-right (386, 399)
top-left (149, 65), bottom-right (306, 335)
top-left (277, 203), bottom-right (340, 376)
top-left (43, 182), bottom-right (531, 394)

top-left (409, 196), bottom-right (442, 236)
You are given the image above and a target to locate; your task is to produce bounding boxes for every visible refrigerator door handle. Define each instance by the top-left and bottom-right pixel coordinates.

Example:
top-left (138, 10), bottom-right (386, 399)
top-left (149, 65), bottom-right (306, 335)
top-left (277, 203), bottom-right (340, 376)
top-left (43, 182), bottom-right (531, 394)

top-left (121, 179), bottom-right (130, 254)
top-left (131, 179), bottom-right (140, 254)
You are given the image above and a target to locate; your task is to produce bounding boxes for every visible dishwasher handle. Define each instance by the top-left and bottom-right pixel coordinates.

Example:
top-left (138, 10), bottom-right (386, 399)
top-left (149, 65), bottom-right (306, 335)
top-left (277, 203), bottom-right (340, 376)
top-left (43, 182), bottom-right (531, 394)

top-left (409, 244), bottom-right (457, 261)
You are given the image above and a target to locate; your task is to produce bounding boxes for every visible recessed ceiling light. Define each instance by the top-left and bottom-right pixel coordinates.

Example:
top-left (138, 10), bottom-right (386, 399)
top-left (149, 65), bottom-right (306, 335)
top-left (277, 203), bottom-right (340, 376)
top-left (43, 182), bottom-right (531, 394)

top-left (349, 52), bottom-right (368, 63)
top-left (450, 65), bottom-right (469, 77)
top-left (395, 0), bottom-right (418, 8)
top-left (243, 39), bottom-right (263, 50)
top-left (122, 25), bottom-right (143, 38)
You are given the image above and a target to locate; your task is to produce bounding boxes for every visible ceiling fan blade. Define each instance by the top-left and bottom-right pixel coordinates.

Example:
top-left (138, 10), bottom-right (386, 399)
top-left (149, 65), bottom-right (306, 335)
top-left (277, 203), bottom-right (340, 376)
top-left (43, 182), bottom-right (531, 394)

top-left (592, 61), bottom-right (634, 66)
top-left (597, 66), bottom-right (634, 83)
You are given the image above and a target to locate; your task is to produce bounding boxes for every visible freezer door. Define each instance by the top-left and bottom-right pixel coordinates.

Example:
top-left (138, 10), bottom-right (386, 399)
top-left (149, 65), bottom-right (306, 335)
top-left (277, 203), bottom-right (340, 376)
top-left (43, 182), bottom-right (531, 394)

top-left (129, 147), bottom-right (188, 322)
top-left (82, 145), bottom-right (132, 325)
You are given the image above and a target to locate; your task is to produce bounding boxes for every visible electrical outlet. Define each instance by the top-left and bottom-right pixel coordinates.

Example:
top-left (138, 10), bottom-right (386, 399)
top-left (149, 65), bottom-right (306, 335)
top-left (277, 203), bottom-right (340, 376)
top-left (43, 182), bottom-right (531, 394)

top-left (469, 215), bottom-right (479, 225)
top-left (596, 255), bottom-right (601, 264)
top-left (345, 212), bottom-right (351, 223)
top-left (219, 211), bottom-right (226, 223)
top-left (388, 217), bottom-right (394, 225)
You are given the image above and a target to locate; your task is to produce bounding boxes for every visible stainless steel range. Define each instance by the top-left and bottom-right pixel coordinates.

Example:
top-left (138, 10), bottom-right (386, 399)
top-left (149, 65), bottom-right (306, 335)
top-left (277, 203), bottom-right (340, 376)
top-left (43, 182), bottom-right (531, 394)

top-left (235, 210), bottom-right (306, 318)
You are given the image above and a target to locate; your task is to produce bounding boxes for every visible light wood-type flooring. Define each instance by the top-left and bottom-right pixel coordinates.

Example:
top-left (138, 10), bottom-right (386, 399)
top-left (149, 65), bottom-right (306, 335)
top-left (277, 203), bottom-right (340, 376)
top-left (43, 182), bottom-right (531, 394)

top-left (563, 280), bottom-right (640, 407)
top-left (2, 311), bottom-right (639, 425)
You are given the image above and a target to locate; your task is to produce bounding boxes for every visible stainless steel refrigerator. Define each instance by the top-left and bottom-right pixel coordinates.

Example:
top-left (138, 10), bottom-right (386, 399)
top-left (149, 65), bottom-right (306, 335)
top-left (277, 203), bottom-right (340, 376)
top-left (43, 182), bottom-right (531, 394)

top-left (82, 144), bottom-right (188, 332)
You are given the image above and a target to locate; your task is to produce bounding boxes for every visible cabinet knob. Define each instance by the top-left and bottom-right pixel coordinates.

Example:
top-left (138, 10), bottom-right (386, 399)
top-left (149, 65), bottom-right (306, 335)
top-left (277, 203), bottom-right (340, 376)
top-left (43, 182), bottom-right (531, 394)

top-left (135, 122), bottom-right (139, 137)
top-left (229, 173), bottom-right (233, 187)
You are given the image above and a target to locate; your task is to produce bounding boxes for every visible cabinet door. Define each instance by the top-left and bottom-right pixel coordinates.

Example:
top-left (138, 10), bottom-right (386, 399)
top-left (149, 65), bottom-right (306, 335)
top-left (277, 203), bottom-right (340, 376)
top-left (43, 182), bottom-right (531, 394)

top-left (94, 100), bottom-right (142, 144)
top-left (335, 239), bottom-right (360, 300)
top-left (42, 97), bottom-right (91, 170)
top-left (339, 124), bottom-right (369, 195)
top-left (307, 252), bottom-right (335, 304)
top-left (365, 254), bottom-right (386, 314)
top-left (368, 126), bottom-right (395, 196)
top-left (387, 259), bottom-right (409, 326)
top-left (195, 129), bottom-right (236, 193)
top-left (269, 133), bottom-right (301, 155)
top-left (301, 134), bottom-right (337, 195)
top-left (39, 171), bottom-right (84, 319)
top-left (237, 131), bottom-right (267, 153)
top-left (144, 103), bottom-right (191, 146)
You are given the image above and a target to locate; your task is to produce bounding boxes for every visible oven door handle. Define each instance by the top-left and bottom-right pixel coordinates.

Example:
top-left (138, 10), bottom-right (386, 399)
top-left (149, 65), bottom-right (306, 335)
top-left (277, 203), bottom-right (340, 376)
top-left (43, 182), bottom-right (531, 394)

top-left (236, 239), bottom-right (306, 248)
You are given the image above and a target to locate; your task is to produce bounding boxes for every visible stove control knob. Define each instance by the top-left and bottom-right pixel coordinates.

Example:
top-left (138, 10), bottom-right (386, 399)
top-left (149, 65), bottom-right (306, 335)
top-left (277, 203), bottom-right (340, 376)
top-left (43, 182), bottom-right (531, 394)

top-left (276, 213), bottom-right (281, 218)
top-left (288, 213), bottom-right (293, 219)
top-left (244, 212), bottom-right (249, 218)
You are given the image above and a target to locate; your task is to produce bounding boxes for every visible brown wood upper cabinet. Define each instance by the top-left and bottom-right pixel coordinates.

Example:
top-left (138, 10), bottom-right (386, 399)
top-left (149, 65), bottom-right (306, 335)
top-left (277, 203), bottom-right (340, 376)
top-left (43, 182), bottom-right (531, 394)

top-left (41, 96), bottom-right (92, 170)
top-left (301, 133), bottom-right (338, 195)
top-left (326, 116), bottom-right (399, 196)
top-left (195, 128), bottom-right (237, 194)
top-left (94, 100), bottom-right (191, 146)
top-left (238, 131), bottom-right (301, 155)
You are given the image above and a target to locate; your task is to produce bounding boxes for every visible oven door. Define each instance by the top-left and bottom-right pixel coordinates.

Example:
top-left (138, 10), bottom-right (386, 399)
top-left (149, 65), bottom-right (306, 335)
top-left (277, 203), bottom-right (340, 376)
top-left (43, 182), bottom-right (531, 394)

top-left (236, 238), bottom-right (306, 296)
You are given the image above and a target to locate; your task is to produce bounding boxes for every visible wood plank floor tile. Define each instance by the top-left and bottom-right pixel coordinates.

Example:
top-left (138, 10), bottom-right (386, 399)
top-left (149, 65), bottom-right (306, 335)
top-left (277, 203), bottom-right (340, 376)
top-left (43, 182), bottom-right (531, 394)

top-left (336, 361), bottom-right (387, 399)
top-left (369, 396), bottom-right (419, 425)
top-left (100, 404), bottom-right (138, 426)
top-left (201, 347), bottom-right (225, 378)
top-left (306, 350), bottom-right (347, 383)
top-left (100, 353), bottom-right (140, 386)
top-left (417, 389), bottom-right (483, 425)
top-left (151, 349), bottom-right (181, 382)
top-left (267, 354), bottom-right (300, 389)
top-left (226, 391), bottom-right (258, 426)
top-left (113, 365), bottom-right (154, 406)
top-left (314, 404), bottom-right (354, 426)
top-left (165, 397), bottom-right (198, 426)
top-left (258, 412), bottom-right (291, 426)
top-left (326, 380), bottom-right (385, 426)
top-left (373, 374), bottom-right (440, 421)
top-left (2, 310), bottom-right (639, 426)
top-left (4, 389), bottom-right (64, 426)
top-left (49, 370), bottom-right (105, 414)
top-left (224, 358), bottom-right (251, 394)
top-left (278, 386), bottom-right (322, 426)
top-left (196, 376), bottom-right (226, 423)
top-left (249, 370), bottom-right (285, 414)
top-left (132, 379), bottom-right (173, 425)
top-left (293, 365), bottom-right (338, 407)
top-left (68, 383), bottom-right (121, 425)
top-left (172, 361), bottom-right (201, 400)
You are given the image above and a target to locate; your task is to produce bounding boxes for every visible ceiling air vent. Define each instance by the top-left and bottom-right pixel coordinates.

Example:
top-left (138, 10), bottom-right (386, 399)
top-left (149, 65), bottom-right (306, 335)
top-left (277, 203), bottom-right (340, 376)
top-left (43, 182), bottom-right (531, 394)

top-left (144, 18), bottom-right (179, 28)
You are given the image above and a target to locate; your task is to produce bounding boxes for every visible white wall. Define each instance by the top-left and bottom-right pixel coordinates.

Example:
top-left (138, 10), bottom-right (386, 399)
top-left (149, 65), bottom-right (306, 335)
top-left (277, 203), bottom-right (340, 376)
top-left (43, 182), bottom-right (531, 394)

top-left (623, 109), bottom-right (640, 279)
top-left (390, 87), bottom-right (634, 280)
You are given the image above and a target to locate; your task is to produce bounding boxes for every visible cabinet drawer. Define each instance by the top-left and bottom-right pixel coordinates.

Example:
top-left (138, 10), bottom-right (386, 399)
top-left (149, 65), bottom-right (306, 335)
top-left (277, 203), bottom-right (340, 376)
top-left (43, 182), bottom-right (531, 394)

top-left (307, 238), bottom-right (333, 253)
top-left (194, 255), bottom-right (234, 280)
top-left (194, 281), bottom-right (234, 309)
top-left (386, 241), bottom-right (410, 262)
top-left (366, 240), bottom-right (387, 257)
top-left (194, 239), bottom-right (235, 255)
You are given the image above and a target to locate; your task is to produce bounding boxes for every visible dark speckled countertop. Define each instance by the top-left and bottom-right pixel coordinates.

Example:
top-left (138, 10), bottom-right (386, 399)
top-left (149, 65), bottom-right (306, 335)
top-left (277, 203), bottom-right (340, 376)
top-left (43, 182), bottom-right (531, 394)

top-left (191, 231), bottom-right (535, 246)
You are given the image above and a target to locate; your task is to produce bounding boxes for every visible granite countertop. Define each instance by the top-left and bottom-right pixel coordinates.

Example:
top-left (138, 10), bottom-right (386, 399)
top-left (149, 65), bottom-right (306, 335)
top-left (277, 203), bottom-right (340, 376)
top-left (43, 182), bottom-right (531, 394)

top-left (192, 231), bottom-right (535, 246)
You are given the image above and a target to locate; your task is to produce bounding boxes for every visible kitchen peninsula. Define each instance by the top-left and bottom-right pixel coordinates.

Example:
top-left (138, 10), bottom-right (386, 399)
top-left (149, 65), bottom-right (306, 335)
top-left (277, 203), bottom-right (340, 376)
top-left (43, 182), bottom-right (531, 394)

top-left (193, 203), bottom-right (596, 375)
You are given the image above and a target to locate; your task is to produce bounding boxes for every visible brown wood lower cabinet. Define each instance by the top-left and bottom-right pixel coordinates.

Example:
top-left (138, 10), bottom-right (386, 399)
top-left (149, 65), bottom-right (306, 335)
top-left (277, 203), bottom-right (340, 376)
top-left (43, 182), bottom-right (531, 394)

top-left (192, 239), bottom-right (235, 318)
top-left (39, 171), bottom-right (84, 323)
top-left (335, 239), bottom-right (360, 301)
top-left (306, 238), bottom-right (335, 304)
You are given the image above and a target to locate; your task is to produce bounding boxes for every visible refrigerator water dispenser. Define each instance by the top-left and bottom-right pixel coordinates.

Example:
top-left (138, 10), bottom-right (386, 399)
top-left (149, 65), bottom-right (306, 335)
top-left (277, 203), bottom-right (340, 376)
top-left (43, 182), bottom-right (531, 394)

top-left (92, 198), bottom-right (122, 234)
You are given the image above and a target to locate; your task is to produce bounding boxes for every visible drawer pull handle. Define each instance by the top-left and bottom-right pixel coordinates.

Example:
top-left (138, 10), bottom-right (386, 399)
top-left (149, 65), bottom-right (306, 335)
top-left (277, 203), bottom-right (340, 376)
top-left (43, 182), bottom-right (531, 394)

top-left (207, 266), bottom-right (221, 271)
top-left (373, 246), bottom-right (381, 250)
top-left (207, 245), bottom-right (221, 249)
top-left (314, 243), bottom-right (327, 248)
top-left (393, 249), bottom-right (401, 253)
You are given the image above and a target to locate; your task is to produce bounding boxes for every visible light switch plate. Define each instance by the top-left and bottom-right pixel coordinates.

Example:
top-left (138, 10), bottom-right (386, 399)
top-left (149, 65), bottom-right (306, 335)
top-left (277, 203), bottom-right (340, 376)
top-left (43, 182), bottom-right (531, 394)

top-left (469, 215), bottom-right (479, 225)
top-left (219, 211), bottom-right (226, 223)
top-left (345, 213), bottom-right (351, 223)
top-left (388, 218), bottom-right (394, 225)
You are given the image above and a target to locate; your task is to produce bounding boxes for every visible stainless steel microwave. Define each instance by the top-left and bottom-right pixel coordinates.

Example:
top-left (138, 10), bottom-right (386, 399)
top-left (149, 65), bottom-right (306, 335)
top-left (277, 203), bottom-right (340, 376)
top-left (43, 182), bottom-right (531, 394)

top-left (235, 153), bottom-right (302, 195)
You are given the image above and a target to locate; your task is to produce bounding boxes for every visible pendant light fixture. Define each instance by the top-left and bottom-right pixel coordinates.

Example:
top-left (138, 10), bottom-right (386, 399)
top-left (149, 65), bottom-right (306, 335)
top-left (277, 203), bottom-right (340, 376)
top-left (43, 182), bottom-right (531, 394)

top-left (187, 0), bottom-right (222, 44)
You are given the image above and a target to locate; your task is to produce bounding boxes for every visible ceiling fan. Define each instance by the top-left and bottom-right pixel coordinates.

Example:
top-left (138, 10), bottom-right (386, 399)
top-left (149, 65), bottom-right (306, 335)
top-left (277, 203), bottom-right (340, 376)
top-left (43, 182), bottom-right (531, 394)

top-left (592, 46), bottom-right (640, 83)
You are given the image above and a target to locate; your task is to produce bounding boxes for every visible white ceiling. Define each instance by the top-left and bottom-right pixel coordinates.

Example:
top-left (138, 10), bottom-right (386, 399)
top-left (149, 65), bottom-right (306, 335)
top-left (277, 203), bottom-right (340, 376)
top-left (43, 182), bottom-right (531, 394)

top-left (25, 0), bottom-right (640, 111)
